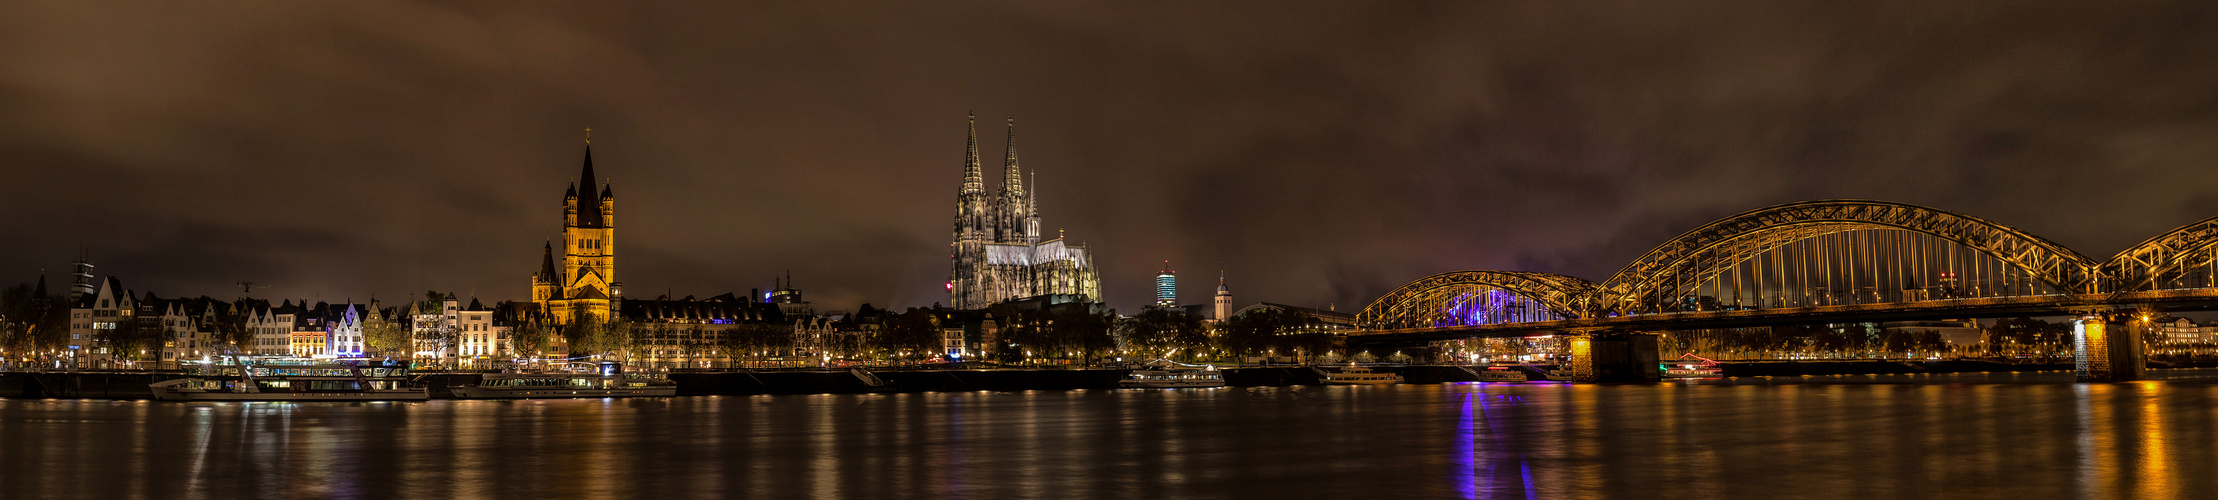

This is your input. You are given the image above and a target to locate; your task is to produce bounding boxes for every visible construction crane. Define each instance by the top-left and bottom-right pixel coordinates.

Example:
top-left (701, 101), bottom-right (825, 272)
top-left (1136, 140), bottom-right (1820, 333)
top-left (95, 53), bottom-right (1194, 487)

top-left (237, 281), bottom-right (270, 294)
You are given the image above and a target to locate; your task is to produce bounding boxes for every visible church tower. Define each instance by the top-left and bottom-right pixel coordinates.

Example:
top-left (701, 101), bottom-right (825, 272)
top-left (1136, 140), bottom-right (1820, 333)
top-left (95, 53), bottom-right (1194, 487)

top-left (948, 113), bottom-right (1102, 310)
top-left (1214, 272), bottom-right (1232, 323)
top-left (952, 113), bottom-right (992, 309)
top-left (535, 134), bottom-right (619, 324)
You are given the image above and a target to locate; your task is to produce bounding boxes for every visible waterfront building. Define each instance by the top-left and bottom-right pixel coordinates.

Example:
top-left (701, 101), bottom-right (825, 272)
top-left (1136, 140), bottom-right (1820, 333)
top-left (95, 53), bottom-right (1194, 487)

top-left (769, 275), bottom-right (813, 318)
top-left (456, 298), bottom-right (500, 359)
top-left (947, 114), bottom-right (1103, 309)
top-left (531, 138), bottom-right (620, 325)
top-left (619, 293), bottom-right (789, 369)
top-left (404, 295), bottom-right (463, 360)
top-left (1155, 263), bottom-right (1177, 308)
top-left (290, 329), bottom-right (328, 357)
top-left (144, 296), bottom-right (229, 368)
top-left (66, 276), bottom-right (132, 369)
top-left (319, 302), bottom-right (367, 357)
top-left (235, 300), bottom-right (289, 356)
top-left (2158, 318), bottom-right (2213, 344)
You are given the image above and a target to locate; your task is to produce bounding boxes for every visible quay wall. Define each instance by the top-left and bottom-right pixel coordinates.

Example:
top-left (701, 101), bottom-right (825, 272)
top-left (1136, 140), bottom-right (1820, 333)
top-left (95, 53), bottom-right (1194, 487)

top-left (1714, 360), bottom-right (2072, 377)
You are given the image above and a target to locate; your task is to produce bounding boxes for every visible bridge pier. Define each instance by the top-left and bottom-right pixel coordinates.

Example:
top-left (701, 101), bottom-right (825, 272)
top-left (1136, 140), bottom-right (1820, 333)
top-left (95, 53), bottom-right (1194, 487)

top-left (1568, 332), bottom-right (1661, 383)
top-left (2073, 315), bottom-right (2146, 383)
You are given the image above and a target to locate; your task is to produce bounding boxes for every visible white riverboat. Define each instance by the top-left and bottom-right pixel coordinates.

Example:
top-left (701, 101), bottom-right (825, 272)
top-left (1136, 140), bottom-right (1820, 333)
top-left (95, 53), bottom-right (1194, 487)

top-left (1323, 365), bottom-right (1402, 385)
top-left (449, 370), bottom-right (678, 399)
top-left (1475, 366), bottom-right (1529, 382)
top-left (150, 363), bottom-right (427, 401)
top-left (1119, 361), bottom-right (1226, 388)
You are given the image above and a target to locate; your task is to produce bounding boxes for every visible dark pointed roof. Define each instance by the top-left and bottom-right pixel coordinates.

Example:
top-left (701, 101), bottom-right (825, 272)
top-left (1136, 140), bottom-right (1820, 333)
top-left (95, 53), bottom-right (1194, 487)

top-left (576, 144), bottom-right (605, 227)
top-left (536, 241), bottom-right (560, 285)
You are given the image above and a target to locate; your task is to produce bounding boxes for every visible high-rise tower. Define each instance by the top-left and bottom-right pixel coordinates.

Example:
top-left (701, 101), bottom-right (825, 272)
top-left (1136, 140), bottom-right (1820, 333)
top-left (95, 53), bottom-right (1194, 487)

top-left (1155, 263), bottom-right (1177, 308)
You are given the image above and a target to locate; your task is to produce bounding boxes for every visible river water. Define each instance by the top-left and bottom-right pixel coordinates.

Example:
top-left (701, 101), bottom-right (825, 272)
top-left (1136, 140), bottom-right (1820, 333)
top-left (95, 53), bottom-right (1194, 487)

top-left (4, 371), bottom-right (2217, 499)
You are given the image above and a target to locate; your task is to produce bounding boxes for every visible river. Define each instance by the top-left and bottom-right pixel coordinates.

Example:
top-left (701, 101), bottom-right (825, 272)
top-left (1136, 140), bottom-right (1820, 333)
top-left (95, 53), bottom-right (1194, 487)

top-left (4, 371), bottom-right (2216, 499)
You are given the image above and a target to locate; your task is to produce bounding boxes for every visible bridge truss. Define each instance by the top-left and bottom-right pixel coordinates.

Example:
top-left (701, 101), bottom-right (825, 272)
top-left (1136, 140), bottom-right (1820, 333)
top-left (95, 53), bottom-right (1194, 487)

top-left (1357, 200), bottom-right (2218, 336)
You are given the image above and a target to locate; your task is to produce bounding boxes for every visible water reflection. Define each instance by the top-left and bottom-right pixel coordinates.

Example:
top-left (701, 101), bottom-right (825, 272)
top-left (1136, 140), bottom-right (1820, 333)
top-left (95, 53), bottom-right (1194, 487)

top-left (6, 375), bottom-right (2218, 498)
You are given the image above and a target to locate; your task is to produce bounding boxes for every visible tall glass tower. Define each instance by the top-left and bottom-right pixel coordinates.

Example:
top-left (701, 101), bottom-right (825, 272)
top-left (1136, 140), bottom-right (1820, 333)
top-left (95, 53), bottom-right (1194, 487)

top-left (1155, 262), bottom-right (1177, 307)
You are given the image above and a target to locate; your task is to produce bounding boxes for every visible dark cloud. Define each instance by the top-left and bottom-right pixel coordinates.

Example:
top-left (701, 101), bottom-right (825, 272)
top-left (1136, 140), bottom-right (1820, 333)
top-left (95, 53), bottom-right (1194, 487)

top-left (3, 1), bottom-right (2217, 313)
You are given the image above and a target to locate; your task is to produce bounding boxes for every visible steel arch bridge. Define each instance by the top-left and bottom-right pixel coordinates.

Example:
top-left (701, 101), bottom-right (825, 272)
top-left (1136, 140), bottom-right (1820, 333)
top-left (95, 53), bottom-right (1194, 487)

top-left (1357, 271), bottom-right (1598, 330)
top-left (1356, 199), bottom-right (2218, 340)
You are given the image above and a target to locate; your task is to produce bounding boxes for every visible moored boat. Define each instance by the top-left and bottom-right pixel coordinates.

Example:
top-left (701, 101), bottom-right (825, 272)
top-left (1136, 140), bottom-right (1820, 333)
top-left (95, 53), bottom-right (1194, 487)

top-left (151, 363), bottom-right (427, 401)
top-left (450, 370), bottom-right (677, 398)
top-left (1475, 366), bottom-right (1529, 382)
top-left (1119, 360), bottom-right (1226, 388)
top-left (1662, 353), bottom-right (1724, 379)
top-left (1323, 365), bottom-right (1402, 385)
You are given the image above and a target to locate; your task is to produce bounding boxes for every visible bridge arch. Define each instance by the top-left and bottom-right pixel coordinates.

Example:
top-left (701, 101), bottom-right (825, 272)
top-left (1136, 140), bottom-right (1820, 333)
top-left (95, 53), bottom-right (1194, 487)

top-left (1356, 270), bottom-right (1597, 330)
top-left (1597, 200), bottom-right (2099, 315)
top-left (2104, 215), bottom-right (2218, 292)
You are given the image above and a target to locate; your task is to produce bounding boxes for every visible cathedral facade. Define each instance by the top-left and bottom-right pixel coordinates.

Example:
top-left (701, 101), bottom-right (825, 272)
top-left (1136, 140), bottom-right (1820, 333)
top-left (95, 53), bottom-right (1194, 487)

top-left (532, 141), bottom-right (620, 324)
top-left (949, 114), bottom-right (1102, 310)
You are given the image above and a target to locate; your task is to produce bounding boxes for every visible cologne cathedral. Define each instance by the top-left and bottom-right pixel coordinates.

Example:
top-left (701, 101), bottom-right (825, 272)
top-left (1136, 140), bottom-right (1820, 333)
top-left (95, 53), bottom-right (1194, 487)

top-left (949, 114), bottom-right (1102, 309)
top-left (531, 139), bottom-right (620, 324)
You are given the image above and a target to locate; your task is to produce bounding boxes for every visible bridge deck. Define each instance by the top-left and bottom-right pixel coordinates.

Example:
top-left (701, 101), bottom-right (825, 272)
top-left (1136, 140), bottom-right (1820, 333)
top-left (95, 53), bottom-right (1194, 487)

top-left (1351, 290), bottom-right (2218, 344)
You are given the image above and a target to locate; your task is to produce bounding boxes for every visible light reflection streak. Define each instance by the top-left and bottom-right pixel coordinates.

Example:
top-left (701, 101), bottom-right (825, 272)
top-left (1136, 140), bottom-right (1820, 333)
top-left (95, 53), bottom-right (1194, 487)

top-left (2135, 382), bottom-right (2173, 499)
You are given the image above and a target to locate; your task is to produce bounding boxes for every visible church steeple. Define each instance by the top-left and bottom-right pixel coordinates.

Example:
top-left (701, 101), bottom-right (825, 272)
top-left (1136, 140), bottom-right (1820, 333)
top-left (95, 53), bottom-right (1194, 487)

top-left (1002, 116), bottom-right (1023, 200)
top-left (961, 112), bottom-right (983, 195)
top-left (576, 144), bottom-right (604, 228)
top-left (538, 241), bottom-right (559, 284)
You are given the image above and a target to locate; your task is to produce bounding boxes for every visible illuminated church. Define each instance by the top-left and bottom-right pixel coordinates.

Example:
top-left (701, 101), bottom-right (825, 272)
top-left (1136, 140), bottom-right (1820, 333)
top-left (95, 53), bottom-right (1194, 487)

top-left (949, 114), bottom-right (1102, 309)
top-left (531, 138), bottom-right (620, 324)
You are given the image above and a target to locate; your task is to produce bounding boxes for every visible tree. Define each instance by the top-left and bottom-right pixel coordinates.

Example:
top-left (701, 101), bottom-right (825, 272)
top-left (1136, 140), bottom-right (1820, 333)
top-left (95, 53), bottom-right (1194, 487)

top-left (362, 310), bottom-right (412, 357)
top-left (873, 308), bottom-right (943, 360)
top-left (1121, 308), bottom-right (1210, 360)
top-left (98, 310), bottom-right (168, 366)
top-left (509, 321), bottom-right (554, 359)
top-left (1, 282), bottom-right (68, 358)
top-left (1216, 307), bottom-right (1331, 359)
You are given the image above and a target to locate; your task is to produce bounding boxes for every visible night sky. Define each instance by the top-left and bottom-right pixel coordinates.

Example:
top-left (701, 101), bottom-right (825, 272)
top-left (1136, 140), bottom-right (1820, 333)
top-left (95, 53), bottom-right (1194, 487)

top-left (4, 1), bottom-right (2217, 314)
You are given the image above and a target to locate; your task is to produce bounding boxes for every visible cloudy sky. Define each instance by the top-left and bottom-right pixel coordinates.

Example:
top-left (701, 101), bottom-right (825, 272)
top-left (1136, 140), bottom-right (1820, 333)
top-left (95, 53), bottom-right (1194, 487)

top-left (3, 1), bottom-right (2216, 313)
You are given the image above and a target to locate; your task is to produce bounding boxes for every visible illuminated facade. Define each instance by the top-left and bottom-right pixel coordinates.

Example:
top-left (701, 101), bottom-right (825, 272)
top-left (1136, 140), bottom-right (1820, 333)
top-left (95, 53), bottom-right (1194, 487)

top-left (948, 114), bottom-right (1101, 309)
top-left (1155, 264), bottom-right (1177, 307)
top-left (531, 140), bottom-right (620, 325)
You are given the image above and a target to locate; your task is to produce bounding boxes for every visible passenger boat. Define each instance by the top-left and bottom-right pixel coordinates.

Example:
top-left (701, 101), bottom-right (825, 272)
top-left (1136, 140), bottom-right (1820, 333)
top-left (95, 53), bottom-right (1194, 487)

top-left (1323, 365), bottom-right (1402, 385)
top-left (150, 363), bottom-right (427, 401)
top-left (1475, 366), bottom-right (1529, 382)
top-left (1662, 353), bottom-right (1724, 379)
top-left (1544, 368), bottom-right (1576, 381)
top-left (449, 370), bottom-right (678, 398)
top-left (1119, 360), bottom-right (1226, 388)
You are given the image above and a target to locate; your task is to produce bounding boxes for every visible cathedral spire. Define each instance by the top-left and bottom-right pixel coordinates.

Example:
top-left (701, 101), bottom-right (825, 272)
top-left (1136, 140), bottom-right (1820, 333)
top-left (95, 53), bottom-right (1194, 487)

top-left (1028, 170), bottom-right (1039, 217)
top-left (961, 112), bottom-right (983, 194)
top-left (1002, 116), bottom-right (1023, 199)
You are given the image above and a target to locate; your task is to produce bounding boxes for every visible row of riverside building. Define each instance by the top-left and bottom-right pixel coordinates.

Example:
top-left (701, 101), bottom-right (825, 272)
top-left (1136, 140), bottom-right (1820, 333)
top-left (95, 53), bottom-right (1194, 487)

top-left (40, 137), bottom-right (869, 370)
top-left (33, 116), bottom-right (1363, 370)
